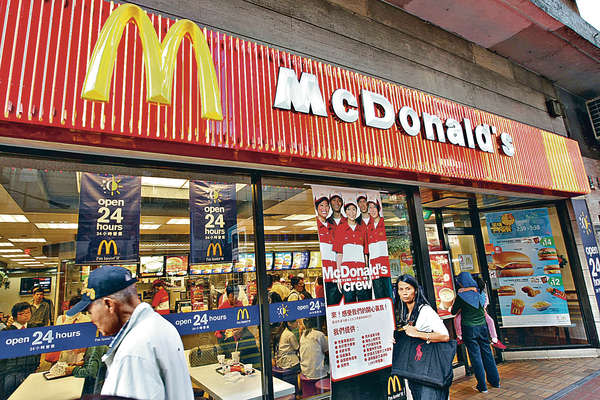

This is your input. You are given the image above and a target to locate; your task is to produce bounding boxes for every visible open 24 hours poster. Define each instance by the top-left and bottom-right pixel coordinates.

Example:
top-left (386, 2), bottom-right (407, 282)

top-left (485, 208), bottom-right (570, 328)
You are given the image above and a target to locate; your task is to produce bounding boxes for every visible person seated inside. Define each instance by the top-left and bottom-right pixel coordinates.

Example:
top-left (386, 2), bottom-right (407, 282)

top-left (299, 317), bottom-right (329, 381)
top-left (64, 345), bottom-right (108, 396)
top-left (0, 302), bottom-right (41, 398)
top-left (219, 327), bottom-right (261, 369)
top-left (273, 320), bottom-right (301, 390)
top-left (287, 277), bottom-right (305, 301)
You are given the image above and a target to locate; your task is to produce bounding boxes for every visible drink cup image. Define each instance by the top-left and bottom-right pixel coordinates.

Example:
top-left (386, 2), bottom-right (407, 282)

top-left (217, 354), bottom-right (225, 365)
top-left (244, 363), bottom-right (253, 374)
top-left (232, 351), bottom-right (240, 364)
top-left (439, 287), bottom-right (455, 310)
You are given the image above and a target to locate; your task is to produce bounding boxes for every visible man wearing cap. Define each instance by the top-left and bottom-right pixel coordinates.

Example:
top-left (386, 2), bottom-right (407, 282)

top-left (29, 285), bottom-right (52, 327)
top-left (326, 192), bottom-right (346, 227)
top-left (315, 195), bottom-right (342, 306)
top-left (67, 266), bottom-right (193, 400)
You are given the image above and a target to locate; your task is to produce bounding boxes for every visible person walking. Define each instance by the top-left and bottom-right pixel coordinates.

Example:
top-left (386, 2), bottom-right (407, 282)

top-left (394, 274), bottom-right (451, 400)
top-left (451, 272), bottom-right (500, 393)
top-left (66, 265), bottom-right (193, 400)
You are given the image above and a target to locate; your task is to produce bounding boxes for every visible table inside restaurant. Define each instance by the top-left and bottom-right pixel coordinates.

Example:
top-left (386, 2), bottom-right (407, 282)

top-left (8, 372), bottom-right (84, 400)
top-left (189, 363), bottom-right (295, 400)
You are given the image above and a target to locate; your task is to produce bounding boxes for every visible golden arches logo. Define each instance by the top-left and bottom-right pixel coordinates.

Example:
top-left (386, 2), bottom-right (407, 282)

top-left (82, 4), bottom-right (222, 121)
top-left (207, 242), bottom-right (223, 257)
top-left (237, 308), bottom-right (250, 321)
top-left (387, 375), bottom-right (402, 396)
top-left (98, 240), bottom-right (118, 256)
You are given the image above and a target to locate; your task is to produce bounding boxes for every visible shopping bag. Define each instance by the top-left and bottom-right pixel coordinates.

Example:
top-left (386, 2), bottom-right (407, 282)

top-left (391, 333), bottom-right (456, 389)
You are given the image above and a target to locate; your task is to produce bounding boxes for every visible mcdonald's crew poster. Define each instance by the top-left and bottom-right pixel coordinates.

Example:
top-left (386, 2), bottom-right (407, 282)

top-left (190, 181), bottom-right (238, 264)
top-left (76, 173), bottom-right (141, 264)
top-left (310, 184), bottom-right (395, 382)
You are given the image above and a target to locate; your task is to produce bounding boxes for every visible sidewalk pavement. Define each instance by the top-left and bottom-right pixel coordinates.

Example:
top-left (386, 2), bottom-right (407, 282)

top-left (449, 357), bottom-right (600, 399)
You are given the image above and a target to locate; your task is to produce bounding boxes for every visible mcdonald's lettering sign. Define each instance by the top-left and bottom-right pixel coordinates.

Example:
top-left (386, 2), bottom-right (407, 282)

top-left (97, 240), bottom-right (118, 256)
top-left (207, 243), bottom-right (223, 258)
top-left (82, 4), bottom-right (222, 121)
top-left (236, 308), bottom-right (250, 322)
top-left (387, 375), bottom-right (405, 400)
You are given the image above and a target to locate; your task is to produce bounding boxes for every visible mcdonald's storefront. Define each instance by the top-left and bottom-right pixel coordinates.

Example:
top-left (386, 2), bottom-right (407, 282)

top-left (0, 1), bottom-right (598, 399)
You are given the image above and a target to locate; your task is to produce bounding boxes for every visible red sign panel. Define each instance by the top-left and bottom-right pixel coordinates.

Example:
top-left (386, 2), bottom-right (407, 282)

top-left (0, 0), bottom-right (589, 196)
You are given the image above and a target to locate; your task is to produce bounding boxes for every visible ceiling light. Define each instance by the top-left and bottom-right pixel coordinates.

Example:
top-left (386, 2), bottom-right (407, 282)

top-left (140, 224), bottom-right (161, 230)
top-left (34, 256), bottom-right (47, 259)
top-left (3, 254), bottom-right (30, 258)
top-left (141, 177), bottom-right (188, 188)
top-left (0, 242), bottom-right (14, 247)
top-left (0, 215), bottom-right (29, 223)
top-left (282, 214), bottom-right (315, 221)
top-left (386, 217), bottom-right (405, 223)
top-left (0, 249), bottom-right (23, 253)
top-left (294, 221), bottom-right (316, 227)
top-left (236, 184), bottom-right (247, 192)
top-left (9, 238), bottom-right (46, 243)
top-left (18, 262), bottom-right (43, 265)
top-left (166, 218), bottom-right (190, 225)
top-left (35, 223), bottom-right (78, 229)
top-left (264, 226), bottom-right (286, 231)
top-left (303, 226), bottom-right (318, 231)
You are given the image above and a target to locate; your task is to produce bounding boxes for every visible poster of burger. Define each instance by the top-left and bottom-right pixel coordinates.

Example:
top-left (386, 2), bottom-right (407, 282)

top-left (485, 208), bottom-right (570, 328)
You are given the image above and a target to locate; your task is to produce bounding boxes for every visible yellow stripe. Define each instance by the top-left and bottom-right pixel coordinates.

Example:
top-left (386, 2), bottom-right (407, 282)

top-left (541, 131), bottom-right (577, 192)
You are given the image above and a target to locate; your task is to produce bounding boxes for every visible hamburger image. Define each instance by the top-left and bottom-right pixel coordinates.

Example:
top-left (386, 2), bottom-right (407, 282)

top-left (498, 285), bottom-right (516, 296)
top-left (543, 265), bottom-right (561, 275)
top-left (491, 251), bottom-right (534, 277)
top-left (538, 247), bottom-right (558, 261)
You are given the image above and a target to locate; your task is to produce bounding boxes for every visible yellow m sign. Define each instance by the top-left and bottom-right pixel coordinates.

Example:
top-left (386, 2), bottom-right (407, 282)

top-left (237, 308), bottom-right (250, 321)
top-left (98, 240), bottom-right (118, 256)
top-left (387, 375), bottom-right (402, 396)
top-left (82, 4), bottom-right (222, 120)
top-left (207, 242), bottom-right (223, 257)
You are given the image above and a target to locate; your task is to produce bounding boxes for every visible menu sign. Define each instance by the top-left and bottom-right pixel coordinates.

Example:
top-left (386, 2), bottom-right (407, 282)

top-left (571, 199), bottom-right (600, 314)
top-left (485, 208), bottom-right (571, 327)
top-left (429, 251), bottom-right (455, 317)
top-left (311, 184), bottom-right (394, 382)
top-left (76, 173), bottom-right (141, 264)
top-left (190, 181), bottom-right (238, 264)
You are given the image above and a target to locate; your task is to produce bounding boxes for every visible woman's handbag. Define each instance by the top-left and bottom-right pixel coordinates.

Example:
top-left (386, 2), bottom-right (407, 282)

top-left (391, 333), bottom-right (456, 389)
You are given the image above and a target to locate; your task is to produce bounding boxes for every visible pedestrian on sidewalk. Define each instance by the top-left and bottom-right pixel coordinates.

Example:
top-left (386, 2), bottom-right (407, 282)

top-left (66, 266), bottom-right (193, 400)
top-left (453, 275), bottom-right (506, 350)
top-left (394, 274), bottom-right (451, 400)
top-left (451, 272), bottom-right (501, 394)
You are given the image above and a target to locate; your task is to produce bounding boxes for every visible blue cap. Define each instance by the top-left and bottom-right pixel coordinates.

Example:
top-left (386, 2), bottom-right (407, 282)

top-left (66, 266), bottom-right (137, 317)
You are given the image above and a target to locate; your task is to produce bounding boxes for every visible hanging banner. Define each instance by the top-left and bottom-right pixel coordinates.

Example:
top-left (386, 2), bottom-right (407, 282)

top-left (571, 199), bottom-right (600, 313)
top-left (164, 306), bottom-right (259, 336)
top-left (269, 298), bottom-right (326, 323)
top-left (429, 251), bottom-right (455, 318)
top-left (485, 208), bottom-right (571, 327)
top-left (310, 184), bottom-right (394, 382)
top-left (190, 181), bottom-right (238, 265)
top-left (76, 173), bottom-right (141, 264)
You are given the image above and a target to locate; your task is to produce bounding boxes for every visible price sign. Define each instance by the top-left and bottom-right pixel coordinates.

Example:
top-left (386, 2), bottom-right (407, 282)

top-left (540, 237), bottom-right (554, 247)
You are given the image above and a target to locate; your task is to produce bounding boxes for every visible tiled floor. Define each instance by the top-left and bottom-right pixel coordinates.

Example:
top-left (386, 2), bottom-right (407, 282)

top-left (450, 357), bottom-right (600, 399)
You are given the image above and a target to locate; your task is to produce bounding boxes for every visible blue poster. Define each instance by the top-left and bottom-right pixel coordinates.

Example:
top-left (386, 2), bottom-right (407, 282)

top-left (190, 181), bottom-right (238, 264)
top-left (270, 298), bottom-right (326, 323)
top-left (76, 173), bottom-right (141, 264)
top-left (164, 306), bottom-right (259, 336)
top-left (572, 199), bottom-right (600, 313)
top-left (485, 208), bottom-right (571, 327)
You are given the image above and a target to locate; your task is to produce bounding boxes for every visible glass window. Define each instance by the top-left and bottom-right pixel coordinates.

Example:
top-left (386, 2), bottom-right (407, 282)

top-left (480, 205), bottom-right (589, 348)
top-left (0, 154), bottom-right (263, 398)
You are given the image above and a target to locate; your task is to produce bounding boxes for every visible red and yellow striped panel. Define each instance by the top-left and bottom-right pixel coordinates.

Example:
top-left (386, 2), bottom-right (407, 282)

top-left (0, 0), bottom-right (589, 195)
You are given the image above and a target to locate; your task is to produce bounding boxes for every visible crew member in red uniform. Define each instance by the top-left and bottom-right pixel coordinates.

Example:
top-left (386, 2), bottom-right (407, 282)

top-left (315, 195), bottom-right (343, 306)
top-left (333, 199), bottom-right (370, 303)
top-left (151, 279), bottom-right (170, 315)
top-left (326, 192), bottom-right (346, 227)
top-left (365, 197), bottom-right (393, 299)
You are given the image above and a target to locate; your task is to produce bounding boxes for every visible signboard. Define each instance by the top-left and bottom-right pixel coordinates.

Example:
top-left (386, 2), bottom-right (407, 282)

top-left (458, 254), bottom-right (474, 271)
top-left (571, 199), bottom-right (600, 313)
top-left (430, 251), bottom-right (455, 318)
top-left (75, 173), bottom-right (141, 264)
top-left (311, 184), bottom-right (394, 382)
top-left (270, 298), bottom-right (326, 323)
top-left (0, 1), bottom-right (589, 198)
top-left (190, 181), bottom-right (238, 264)
top-left (485, 208), bottom-right (571, 327)
top-left (164, 306), bottom-right (259, 336)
